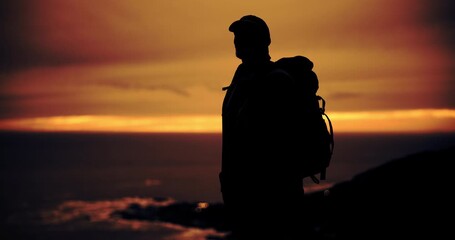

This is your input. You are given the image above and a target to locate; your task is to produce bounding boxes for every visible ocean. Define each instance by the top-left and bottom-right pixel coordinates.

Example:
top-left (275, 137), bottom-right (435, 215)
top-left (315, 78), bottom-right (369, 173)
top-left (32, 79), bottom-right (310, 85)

top-left (1, 132), bottom-right (455, 239)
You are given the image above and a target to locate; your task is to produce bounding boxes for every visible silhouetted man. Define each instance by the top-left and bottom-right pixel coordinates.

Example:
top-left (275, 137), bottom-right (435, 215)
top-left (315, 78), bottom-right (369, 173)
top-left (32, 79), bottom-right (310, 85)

top-left (220, 15), bottom-right (307, 239)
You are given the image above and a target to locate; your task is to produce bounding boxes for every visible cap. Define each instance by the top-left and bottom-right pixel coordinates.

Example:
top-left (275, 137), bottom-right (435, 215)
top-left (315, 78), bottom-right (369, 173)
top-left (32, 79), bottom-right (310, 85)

top-left (229, 15), bottom-right (271, 46)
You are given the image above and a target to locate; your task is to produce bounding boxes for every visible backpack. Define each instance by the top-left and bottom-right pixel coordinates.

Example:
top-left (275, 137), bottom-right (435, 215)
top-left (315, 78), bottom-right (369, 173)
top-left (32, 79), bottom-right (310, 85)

top-left (274, 56), bottom-right (334, 183)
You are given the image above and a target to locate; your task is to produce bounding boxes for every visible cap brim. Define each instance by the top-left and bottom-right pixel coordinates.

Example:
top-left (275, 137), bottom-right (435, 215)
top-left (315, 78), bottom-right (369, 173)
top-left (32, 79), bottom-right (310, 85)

top-left (229, 19), bottom-right (256, 33)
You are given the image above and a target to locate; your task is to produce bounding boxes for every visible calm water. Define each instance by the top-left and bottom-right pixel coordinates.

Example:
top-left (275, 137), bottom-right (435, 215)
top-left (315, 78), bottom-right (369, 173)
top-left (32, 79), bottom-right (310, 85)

top-left (1, 131), bottom-right (455, 239)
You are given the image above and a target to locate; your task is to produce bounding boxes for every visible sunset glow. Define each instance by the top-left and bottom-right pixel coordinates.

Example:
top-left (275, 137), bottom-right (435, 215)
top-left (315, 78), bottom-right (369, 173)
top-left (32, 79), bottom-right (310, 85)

top-left (0, 115), bottom-right (221, 133)
top-left (1, 0), bottom-right (454, 133)
top-left (1, 109), bottom-right (455, 133)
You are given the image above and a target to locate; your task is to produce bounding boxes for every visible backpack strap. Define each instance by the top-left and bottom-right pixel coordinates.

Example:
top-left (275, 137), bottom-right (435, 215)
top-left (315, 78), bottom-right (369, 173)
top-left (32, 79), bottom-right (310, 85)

top-left (309, 96), bottom-right (334, 183)
top-left (310, 175), bottom-right (321, 184)
top-left (317, 95), bottom-right (334, 181)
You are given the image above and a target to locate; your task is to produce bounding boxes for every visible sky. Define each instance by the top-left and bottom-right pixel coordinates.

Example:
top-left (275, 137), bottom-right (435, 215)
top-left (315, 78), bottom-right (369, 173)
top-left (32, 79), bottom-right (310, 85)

top-left (0, 0), bottom-right (454, 133)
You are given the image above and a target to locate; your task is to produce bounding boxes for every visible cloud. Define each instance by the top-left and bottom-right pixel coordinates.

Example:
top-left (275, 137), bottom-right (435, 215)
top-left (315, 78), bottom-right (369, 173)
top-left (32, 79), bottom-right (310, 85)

top-left (0, 58), bottom-right (228, 118)
top-left (99, 81), bottom-right (190, 97)
top-left (30, 197), bottom-right (227, 240)
top-left (162, 227), bottom-right (225, 240)
top-left (328, 92), bottom-right (363, 101)
top-left (419, 0), bottom-right (455, 51)
top-left (418, 0), bottom-right (455, 107)
top-left (1, 0), bottom-right (454, 121)
top-left (0, 0), bottom-right (231, 71)
top-left (41, 197), bottom-right (175, 225)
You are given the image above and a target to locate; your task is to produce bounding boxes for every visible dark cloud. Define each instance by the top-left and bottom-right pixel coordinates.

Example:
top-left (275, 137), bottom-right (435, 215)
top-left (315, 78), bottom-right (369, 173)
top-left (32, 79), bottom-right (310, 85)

top-left (0, 1), bottom-right (167, 72)
top-left (329, 92), bottom-right (363, 101)
top-left (420, 0), bottom-right (455, 49)
top-left (0, 1), bottom-right (81, 71)
top-left (0, 1), bottom-right (31, 71)
top-left (420, 0), bottom-right (455, 107)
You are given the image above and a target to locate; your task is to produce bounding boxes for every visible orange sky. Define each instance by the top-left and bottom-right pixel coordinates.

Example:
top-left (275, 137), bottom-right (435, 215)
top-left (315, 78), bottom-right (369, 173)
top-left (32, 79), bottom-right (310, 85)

top-left (1, 0), bottom-right (454, 133)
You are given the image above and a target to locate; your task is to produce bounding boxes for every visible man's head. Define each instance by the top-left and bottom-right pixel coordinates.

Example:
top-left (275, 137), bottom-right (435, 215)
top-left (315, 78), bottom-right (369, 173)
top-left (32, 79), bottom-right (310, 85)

top-left (229, 15), bottom-right (271, 61)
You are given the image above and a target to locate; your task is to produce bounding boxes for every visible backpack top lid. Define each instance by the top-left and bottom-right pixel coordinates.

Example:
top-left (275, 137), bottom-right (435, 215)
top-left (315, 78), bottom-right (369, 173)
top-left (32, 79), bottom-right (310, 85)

top-left (274, 56), bottom-right (318, 95)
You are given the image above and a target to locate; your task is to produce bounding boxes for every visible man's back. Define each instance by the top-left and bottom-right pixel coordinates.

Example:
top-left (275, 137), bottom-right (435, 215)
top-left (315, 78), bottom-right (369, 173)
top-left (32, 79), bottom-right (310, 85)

top-left (221, 60), bottom-right (306, 238)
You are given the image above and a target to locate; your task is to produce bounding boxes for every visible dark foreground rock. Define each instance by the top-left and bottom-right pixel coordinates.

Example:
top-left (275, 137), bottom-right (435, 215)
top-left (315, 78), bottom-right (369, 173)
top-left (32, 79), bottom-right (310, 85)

top-left (311, 145), bottom-right (454, 239)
